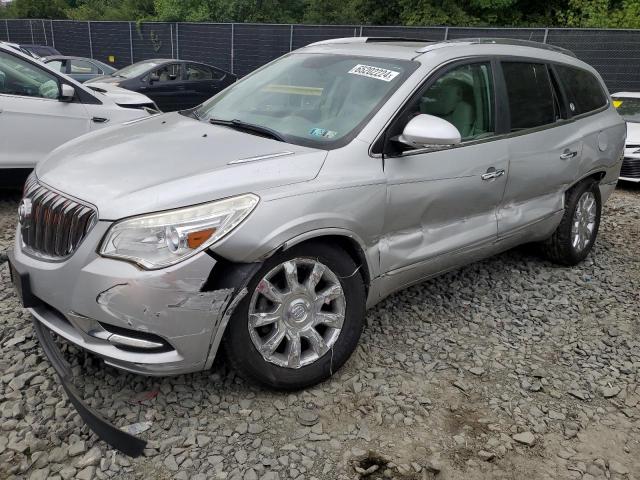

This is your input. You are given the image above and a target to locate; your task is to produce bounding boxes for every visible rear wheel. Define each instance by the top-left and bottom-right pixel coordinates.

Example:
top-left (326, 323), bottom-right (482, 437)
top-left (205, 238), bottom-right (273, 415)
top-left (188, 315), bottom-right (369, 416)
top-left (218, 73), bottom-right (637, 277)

top-left (224, 242), bottom-right (366, 390)
top-left (542, 179), bottom-right (601, 266)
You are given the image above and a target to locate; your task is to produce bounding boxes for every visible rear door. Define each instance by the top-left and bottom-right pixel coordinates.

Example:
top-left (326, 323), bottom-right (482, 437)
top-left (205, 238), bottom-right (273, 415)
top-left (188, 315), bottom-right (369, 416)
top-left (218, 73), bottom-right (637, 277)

top-left (0, 50), bottom-right (90, 169)
top-left (142, 63), bottom-right (185, 112)
top-left (497, 61), bottom-right (581, 237)
top-left (183, 63), bottom-right (229, 108)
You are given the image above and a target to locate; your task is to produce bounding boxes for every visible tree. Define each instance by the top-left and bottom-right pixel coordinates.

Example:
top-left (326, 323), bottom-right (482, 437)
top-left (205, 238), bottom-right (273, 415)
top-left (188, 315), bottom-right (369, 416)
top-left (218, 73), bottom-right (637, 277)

top-left (4, 0), bottom-right (69, 19)
top-left (561, 0), bottom-right (640, 29)
top-left (67, 0), bottom-right (155, 20)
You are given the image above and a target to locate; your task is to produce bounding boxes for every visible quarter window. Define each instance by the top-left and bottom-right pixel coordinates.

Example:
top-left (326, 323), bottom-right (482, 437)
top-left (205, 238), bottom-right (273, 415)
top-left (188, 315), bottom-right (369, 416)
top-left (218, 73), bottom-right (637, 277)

top-left (555, 65), bottom-right (607, 115)
top-left (0, 51), bottom-right (59, 99)
top-left (502, 62), bottom-right (555, 131)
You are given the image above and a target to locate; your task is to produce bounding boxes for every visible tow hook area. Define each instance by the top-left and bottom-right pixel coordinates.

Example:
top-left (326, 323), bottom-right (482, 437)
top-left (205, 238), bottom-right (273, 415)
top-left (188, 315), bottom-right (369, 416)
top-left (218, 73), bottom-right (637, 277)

top-left (32, 319), bottom-right (147, 457)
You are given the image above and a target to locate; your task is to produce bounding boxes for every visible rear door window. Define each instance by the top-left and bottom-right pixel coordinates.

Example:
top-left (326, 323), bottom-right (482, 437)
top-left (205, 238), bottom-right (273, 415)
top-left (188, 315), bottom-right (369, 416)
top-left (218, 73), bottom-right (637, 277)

top-left (47, 60), bottom-right (65, 73)
top-left (501, 62), bottom-right (555, 131)
top-left (185, 64), bottom-right (224, 81)
top-left (70, 59), bottom-right (99, 75)
top-left (555, 65), bottom-right (608, 115)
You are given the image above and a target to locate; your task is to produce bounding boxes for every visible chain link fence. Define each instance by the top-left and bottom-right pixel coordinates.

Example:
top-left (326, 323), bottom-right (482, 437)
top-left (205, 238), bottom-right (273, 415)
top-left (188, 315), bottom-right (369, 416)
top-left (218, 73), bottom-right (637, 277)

top-left (2, 19), bottom-right (640, 92)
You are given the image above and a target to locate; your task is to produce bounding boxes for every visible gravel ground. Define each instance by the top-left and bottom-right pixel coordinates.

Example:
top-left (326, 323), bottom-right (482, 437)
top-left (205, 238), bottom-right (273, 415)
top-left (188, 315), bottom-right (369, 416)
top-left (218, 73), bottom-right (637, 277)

top-left (0, 184), bottom-right (638, 480)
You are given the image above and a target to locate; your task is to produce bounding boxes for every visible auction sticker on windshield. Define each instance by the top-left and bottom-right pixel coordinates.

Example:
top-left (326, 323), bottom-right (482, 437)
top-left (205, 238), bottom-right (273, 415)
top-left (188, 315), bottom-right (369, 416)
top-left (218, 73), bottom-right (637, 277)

top-left (348, 64), bottom-right (400, 82)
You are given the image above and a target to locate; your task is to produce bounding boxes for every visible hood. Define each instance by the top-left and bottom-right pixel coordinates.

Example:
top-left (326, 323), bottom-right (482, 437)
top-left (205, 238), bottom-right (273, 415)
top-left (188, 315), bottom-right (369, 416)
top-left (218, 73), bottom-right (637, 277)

top-left (625, 121), bottom-right (640, 145)
top-left (36, 113), bottom-right (327, 220)
top-left (85, 83), bottom-right (153, 107)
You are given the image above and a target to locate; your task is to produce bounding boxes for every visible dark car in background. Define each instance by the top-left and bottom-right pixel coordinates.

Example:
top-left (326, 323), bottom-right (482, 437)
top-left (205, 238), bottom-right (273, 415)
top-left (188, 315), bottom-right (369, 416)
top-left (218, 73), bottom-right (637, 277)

top-left (0, 42), bottom-right (60, 59)
top-left (86, 58), bottom-right (236, 111)
top-left (42, 56), bottom-right (117, 83)
top-left (19, 44), bottom-right (61, 58)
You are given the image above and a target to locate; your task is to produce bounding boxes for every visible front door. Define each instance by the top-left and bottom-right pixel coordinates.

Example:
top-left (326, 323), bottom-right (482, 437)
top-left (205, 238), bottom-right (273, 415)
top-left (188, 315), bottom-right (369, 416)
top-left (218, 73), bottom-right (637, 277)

top-left (0, 50), bottom-right (90, 169)
top-left (380, 61), bottom-right (508, 291)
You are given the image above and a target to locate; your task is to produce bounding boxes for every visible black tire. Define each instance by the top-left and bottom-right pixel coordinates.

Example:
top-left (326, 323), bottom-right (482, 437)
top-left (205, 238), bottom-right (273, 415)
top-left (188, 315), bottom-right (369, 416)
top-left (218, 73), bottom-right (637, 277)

top-left (224, 242), bottom-right (366, 390)
top-left (542, 179), bottom-right (601, 266)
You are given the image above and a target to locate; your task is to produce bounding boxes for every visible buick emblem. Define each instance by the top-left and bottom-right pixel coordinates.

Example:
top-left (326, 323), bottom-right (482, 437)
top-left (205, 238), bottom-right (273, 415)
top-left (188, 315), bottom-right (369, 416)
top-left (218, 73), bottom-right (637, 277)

top-left (18, 198), bottom-right (32, 225)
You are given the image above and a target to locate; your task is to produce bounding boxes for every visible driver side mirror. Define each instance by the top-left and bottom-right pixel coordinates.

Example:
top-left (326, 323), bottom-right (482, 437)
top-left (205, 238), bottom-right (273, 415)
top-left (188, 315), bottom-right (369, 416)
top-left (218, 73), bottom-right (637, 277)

top-left (149, 73), bottom-right (160, 84)
top-left (59, 84), bottom-right (75, 102)
top-left (398, 114), bottom-right (461, 148)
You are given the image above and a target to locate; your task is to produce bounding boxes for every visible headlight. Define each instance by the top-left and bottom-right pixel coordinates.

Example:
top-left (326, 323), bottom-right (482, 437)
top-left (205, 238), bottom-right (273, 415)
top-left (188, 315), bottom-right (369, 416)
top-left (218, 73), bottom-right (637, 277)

top-left (99, 194), bottom-right (259, 269)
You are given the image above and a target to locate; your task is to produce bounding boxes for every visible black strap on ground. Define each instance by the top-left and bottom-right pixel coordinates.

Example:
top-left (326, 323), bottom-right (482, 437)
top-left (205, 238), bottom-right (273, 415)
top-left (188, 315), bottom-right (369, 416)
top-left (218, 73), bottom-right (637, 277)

top-left (32, 319), bottom-right (147, 457)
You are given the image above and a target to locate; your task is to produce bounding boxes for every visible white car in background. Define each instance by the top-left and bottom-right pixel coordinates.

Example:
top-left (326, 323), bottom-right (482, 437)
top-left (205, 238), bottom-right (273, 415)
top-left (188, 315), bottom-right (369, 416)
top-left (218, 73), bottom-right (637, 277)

top-left (0, 43), bottom-right (158, 185)
top-left (612, 92), bottom-right (640, 182)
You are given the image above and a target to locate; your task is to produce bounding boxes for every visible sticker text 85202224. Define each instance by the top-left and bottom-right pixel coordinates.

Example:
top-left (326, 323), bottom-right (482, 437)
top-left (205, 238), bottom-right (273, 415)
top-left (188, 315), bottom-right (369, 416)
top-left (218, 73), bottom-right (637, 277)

top-left (348, 64), bottom-right (400, 82)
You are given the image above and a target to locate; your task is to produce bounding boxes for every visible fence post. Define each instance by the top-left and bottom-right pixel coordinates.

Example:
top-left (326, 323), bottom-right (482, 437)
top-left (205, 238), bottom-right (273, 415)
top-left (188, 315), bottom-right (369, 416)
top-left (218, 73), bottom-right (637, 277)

top-left (129, 22), bottom-right (134, 64)
top-left (29, 20), bottom-right (34, 43)
top-left (543, 28), bottom-right (549, 43)
top-left (170, 23), bottom-right (175, 59)
top-left (289, 24), bottom-right (293, 51)
top-left (176, 23), bottom-right (180, 59)
top-left (88, 21), bottom-right (93, 58)
top-left (359, 25), bottom-right (363, 37)
top-left (50, 20), bottom-right (55, 48)
top-left (444, 26), bottom-right (449, 40)
top-left (4, 20), bottom-right (9, 42)
top-left (230, 23), bottom-right (235, 74)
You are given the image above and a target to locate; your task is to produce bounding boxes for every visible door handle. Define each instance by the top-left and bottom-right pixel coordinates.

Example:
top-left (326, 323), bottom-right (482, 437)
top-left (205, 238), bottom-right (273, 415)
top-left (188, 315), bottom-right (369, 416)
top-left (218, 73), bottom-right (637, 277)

top-left (560, 150), bottom-right (578, 160)
top-left (92, 117), bottom-right (109, 123)
top-left (481, 169), bottom-right (505, 181)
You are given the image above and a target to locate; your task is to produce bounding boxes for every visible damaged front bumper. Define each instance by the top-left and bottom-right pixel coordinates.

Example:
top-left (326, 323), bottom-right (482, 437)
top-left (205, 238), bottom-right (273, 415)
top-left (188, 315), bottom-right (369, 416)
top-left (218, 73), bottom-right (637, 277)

top-left (31, 318), bottom-right (147, 456)
top-left (9, 221), bottom-right (246, 376)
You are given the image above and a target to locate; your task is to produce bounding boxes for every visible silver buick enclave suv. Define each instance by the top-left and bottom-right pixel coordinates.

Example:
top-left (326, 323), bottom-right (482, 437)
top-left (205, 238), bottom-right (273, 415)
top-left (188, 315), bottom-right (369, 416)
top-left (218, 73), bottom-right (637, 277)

top-left (9, 38), bottom-right (625, 391)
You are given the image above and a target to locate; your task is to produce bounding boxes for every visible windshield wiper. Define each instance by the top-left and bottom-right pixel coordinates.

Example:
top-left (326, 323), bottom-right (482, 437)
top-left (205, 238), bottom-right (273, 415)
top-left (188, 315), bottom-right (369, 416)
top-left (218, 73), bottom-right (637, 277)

top-left (209, 118), bottom-right (285, 142)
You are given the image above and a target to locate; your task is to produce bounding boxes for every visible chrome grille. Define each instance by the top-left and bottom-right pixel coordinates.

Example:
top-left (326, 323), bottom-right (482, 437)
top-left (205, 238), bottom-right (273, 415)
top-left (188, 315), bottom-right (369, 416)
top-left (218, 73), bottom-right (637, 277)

top-left (621, 157), bottom-right (640, 179)
top-left (20, 175), bottom-right (97, 260)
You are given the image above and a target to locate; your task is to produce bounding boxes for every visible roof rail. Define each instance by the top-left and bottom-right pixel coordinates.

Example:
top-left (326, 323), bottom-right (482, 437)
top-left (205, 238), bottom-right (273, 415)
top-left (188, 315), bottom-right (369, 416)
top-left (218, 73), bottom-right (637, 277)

top-left (309, 36), bottom-right (437, 47)
top-left (417, 38), bottom-right (576, 57)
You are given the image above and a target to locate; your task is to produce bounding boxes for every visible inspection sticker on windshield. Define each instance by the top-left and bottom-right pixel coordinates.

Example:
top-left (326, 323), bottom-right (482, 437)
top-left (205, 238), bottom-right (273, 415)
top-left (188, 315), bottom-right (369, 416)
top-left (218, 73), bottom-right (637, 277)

top-left (309, 128), bottom-right (337, 139)
top-left (348, 64), bottom-right (400, 82)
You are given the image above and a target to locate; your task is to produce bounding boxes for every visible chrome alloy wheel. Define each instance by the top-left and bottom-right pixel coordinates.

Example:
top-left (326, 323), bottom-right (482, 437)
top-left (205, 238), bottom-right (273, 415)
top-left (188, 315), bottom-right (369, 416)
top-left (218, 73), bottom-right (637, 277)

top-left (248, 258), bottom-right (346, 369)
top-left (571, 191), bottom-right (597, 252)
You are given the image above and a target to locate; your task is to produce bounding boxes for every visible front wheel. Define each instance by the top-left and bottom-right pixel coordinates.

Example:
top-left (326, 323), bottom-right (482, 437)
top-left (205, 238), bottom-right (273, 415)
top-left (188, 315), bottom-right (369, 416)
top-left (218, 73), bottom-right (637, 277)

top-left (224, 242), bottom-right (366, 390)
top-left (542, 179), bottom-right (602, 266)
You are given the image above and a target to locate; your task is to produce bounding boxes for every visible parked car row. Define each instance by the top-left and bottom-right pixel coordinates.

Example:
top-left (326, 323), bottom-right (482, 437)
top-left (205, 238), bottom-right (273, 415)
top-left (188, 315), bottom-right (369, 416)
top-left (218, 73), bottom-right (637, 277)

top-left (0, 42), bottom-right (238, 184)
top-left (1, 41), bottom-right (235, 111)
top-left (0, 43), bottom-right (158, 184)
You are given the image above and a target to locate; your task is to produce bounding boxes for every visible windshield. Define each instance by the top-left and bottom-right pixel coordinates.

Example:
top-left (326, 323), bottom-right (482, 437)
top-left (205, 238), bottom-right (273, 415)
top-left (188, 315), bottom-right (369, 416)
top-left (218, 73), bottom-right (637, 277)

top-left (613, 97), bottom-right (640, 123)
top-left (114, 61), bottom-right (161, 79)
top-left (194, 53), bottom-right (417, 149)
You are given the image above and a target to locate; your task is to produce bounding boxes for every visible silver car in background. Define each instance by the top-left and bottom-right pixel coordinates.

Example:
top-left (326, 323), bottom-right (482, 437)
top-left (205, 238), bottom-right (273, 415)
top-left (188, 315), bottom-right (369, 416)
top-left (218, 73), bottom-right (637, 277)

top-left (9, 38), bottom-right (625, 391)
top-left (611, 92), bottom-right (640, 182)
